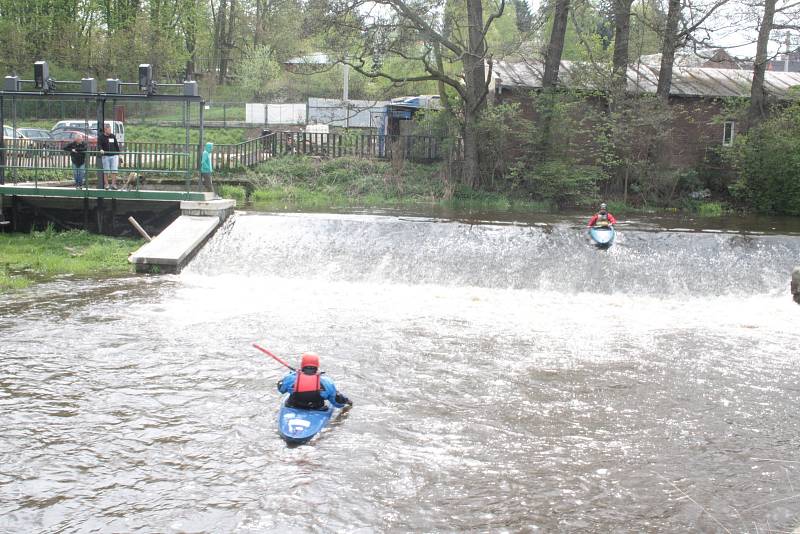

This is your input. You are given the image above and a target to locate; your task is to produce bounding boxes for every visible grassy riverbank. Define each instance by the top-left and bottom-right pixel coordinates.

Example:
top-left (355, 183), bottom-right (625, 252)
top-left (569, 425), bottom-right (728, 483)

top-left (225, 156), bottom-right (557, 212)
top-left (219, 155), bottom-right (730, 215)
top-left (0, 228), bottom-right (142, 292)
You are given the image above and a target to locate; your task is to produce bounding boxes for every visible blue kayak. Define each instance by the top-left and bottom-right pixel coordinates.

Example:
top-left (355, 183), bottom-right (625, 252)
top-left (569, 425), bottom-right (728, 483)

top-left (589, 225), bottom-right (616, 247)
top-left (278, 400), bottom-right (334, 444)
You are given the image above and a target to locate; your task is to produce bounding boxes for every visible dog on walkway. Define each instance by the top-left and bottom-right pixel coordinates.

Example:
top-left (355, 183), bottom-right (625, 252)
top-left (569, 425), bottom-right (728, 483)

top-left (122, 172), bottom-right (146, 191)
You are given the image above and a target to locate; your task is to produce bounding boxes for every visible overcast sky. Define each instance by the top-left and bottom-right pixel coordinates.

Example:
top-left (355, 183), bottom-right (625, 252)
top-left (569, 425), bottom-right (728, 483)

top-left (521, 0), bottom-right (797, 60)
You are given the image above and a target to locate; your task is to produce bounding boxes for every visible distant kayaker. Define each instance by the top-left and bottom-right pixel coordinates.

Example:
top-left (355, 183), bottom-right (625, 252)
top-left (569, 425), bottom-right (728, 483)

top-left (588, 203), bottom-right (617, 227)
top-left (277, 353), bottom-right (352, 410)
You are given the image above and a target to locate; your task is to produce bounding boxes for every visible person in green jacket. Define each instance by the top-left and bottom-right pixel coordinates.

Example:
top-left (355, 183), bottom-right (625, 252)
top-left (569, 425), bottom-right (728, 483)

top-left (200, 142), bottom-right (214, 193)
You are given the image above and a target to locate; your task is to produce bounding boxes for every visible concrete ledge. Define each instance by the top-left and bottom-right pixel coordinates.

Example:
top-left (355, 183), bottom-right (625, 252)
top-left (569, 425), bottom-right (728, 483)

top-left (129, 215), bottom-right (220, 273)
top-left (180, 199), bottom-right (236, 221)
top-left (0, 184), bottom-right (213, 201)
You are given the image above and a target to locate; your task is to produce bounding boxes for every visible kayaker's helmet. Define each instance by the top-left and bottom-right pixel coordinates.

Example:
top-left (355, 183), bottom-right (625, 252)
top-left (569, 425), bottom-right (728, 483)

top-left (300, 352), bottom-right (320, 374)
top-left (599, 203), bottom-right (607, 211)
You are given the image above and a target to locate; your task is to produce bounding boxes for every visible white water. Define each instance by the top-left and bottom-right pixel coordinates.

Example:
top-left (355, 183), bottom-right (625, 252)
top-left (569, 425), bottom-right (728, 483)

top-left (1, 212), bottom-right (799, 532)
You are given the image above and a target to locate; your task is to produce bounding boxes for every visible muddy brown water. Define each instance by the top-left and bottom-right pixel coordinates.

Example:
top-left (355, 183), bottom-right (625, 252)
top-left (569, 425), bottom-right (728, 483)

top-left (1, 210), bottom-right (799, 532)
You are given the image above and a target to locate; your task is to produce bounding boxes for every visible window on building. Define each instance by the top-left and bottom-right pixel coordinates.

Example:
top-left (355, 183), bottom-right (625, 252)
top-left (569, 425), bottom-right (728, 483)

top-left (723, 121), bottom-right (735, 146)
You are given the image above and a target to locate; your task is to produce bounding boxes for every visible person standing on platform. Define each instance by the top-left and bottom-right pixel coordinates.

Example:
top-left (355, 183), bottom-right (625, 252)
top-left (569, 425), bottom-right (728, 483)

top-left (98, 124), bottom-right (123, 190)
top-left (62, 134), bottom-right (87, 188)
top-left (200, 142), bottom-right (214, 194)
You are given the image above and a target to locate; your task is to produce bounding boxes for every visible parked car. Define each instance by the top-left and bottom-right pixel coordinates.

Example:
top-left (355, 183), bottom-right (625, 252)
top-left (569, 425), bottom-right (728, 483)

top-left (15, 128), bottom-right (54, 149)
top-left (2, 126), bottom-right (24, 157)
top-left (49, 129), bottom-right (98, 149)
top-left (52, 119), bottom-right (125, 143)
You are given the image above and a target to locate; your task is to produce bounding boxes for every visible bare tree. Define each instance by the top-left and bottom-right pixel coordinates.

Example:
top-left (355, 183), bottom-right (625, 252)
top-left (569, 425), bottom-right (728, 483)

top-left (314, 0), bottom-right (506, 189)
top-left (612, 0), bottom-right (634, 92)
top-left (656, 0), bottom-right (731, 100)
top-left (748, 0), bottom-right (800, 120)
top-left (543, 0), bottom-right (571, 88)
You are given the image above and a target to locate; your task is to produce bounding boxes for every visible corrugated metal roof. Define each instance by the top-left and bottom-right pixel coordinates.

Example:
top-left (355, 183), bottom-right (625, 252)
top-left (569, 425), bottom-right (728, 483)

top-left (494, 60), bottom-right (800, 99)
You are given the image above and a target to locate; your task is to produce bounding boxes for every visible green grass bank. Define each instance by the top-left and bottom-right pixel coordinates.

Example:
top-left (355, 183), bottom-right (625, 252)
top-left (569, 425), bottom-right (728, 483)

top-left (0, 228), bottom-right (143, 292)
top-left (220, 155), bottom-right (730, 216)
top-left (224, 156), bottom-right (557, 212)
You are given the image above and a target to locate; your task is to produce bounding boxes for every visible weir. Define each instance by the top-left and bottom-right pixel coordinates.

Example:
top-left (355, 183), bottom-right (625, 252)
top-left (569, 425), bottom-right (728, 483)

top-left (185, 213), bottom-right (800, 297)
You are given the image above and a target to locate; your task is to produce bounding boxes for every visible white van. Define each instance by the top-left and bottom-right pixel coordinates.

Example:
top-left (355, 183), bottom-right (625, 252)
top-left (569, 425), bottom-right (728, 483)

top-left (51, 120), bottom-right (125, 143)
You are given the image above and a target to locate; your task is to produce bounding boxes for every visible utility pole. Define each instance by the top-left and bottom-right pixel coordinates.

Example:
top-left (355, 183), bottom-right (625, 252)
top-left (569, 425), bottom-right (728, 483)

top-left (785, 33), bottom-right (791, 72)
top-left (342, 62), bottom-right (350, 128)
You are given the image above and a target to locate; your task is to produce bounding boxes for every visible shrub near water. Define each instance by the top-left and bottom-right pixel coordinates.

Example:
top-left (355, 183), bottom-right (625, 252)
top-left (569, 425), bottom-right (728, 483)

top-left (245, 156), bottom-right (447, 205)
top-left (0, 228), bottom-right (141, 291)
top-left (727, 102), bottom-right (800, 215)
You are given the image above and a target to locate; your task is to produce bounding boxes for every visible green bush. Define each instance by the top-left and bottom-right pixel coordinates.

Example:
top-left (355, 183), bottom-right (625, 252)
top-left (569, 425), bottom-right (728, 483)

top-left (247, 155), bottom-right (444, 200)
top-left (727, 179), bottom-right (752, 204)
top-left (510, 161), bottom-right (603, 208)
top-left (696, 201), bottom-right (724, 217)
top-left (727, 103), bottom-right (800, 215)
top-left (219, 185), bottom-right (246, 201)
top-left (604, 200), bottom-right (633, 214)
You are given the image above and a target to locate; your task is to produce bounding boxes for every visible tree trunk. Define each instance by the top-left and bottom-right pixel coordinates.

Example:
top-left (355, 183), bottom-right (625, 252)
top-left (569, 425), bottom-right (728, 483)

top-left (612, 0), bottom-right (634, 93)
top-left (213, 0), bottom-right (227, 82)
top-left (464, 0), bottom-right (487, 109)
top-left (749, 0), bottom-right (776, 122)
top-left (656, 0), bottom-right (681, 100)
top-left (461, 0), bottom-right (489, 188)
top-left (543, 0), bottom-right (570, 88)
top-left (218, 0), bottom-right (236, 84)
top-left (462, 109), bottom-right (480, 189)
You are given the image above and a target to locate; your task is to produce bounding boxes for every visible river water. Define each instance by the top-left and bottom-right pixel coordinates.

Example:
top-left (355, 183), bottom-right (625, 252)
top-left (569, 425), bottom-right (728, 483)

top-left (1, 210), bottom-right (799, 533)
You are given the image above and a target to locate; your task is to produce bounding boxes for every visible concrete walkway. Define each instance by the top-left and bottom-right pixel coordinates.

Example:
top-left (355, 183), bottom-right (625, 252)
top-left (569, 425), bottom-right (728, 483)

top-left (128, 199), bottom-right (235, 273)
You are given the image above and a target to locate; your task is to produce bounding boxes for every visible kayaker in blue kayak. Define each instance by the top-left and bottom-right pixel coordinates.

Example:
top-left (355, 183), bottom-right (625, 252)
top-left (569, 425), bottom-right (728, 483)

top-left (277, 353), bottom-right (352, 410)
top-left (587, 203), bottom-right (617, 227)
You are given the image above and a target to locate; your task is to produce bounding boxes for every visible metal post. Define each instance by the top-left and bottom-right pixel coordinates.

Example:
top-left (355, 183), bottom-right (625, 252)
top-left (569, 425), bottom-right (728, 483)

top-left (0, 94), bottom-right (5, 185)
top-left (343, 63), bottom-right (349, 101)
top-left (96, 98), bottom-right (105, 189)
top-left (184, 100), bottom-right (190, 192)
top-left (198, 100), bottom-right (205, 179)
top-left (343, 63), bottom-right (350, 129)
top-left (12, 96), bottom-right (17, 183)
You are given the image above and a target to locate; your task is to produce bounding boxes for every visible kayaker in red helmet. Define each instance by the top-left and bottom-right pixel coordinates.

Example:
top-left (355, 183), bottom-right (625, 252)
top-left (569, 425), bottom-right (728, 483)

top-left (588, 203), bottom-right (617, 227)
top-left (277, 352), bottom-right (352, 410)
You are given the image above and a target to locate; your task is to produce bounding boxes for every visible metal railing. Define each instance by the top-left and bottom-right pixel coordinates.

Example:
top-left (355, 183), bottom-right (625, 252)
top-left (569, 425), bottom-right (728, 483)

top-left (0, 131), bottom-right (460, 185)
top-left (274, 131), bottom-right (459, 162)
top-left (0, 134), bottom-right (275, 180)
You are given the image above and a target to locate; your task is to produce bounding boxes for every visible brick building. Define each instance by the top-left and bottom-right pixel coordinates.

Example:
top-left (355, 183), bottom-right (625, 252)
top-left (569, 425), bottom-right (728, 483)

top-left (490, 59), bottom-right (800, 170)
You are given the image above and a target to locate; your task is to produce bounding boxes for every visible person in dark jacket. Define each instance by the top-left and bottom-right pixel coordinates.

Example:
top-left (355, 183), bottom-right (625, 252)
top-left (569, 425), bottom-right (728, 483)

top-left (98, 125), bottom-right (123, 190)
top-left (62, 134), bottom-right (88, 188)
top-left (277, 353), bottom-right (352, 410)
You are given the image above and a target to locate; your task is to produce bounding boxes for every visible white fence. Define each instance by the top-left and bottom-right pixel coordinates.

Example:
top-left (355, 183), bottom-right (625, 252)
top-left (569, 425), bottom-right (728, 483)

top-left (246, 103), bottom-right (306, 125)
top-left (307, 98), bottom-right (387, 128)
top-left (245, 99), bottom-right (389, 128)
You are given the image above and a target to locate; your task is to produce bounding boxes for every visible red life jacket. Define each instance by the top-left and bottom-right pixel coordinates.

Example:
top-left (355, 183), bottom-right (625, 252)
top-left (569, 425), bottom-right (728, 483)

top-left (288, 370), bottom-right (325, 409)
